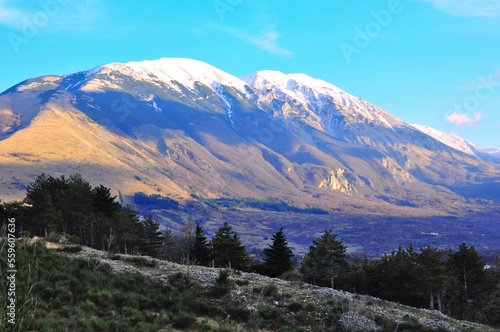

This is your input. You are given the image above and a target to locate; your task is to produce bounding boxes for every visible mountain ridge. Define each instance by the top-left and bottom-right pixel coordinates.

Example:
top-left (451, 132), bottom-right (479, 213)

top-left (1, 57), bottom-right (499, 218)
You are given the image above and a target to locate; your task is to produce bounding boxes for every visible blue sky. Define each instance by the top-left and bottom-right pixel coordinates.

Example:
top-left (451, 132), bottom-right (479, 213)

top-left (1, 0), bottom-right (499, 147)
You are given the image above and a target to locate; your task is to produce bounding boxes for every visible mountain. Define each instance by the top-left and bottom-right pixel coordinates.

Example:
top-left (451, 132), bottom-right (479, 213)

top-left (411, 124), bottom-right (500, 164)
top-left (1, 57), bottom-right (500, 224)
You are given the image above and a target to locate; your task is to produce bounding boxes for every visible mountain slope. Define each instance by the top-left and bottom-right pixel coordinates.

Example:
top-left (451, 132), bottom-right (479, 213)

top-left (1, 58), bottom-right (499, 215)
top-left (412, 124), bottom-right (500, 164)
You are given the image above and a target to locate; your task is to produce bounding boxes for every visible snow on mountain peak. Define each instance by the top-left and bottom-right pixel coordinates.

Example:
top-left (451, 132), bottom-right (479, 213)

top-left (89, 58), bottom-right (249, 93)
top-left (411, 124), bottom-right (479, 156)
top-left (241, 70), bottom-right (344, 100)
top-left (241, 70), bottom-right (400, 128)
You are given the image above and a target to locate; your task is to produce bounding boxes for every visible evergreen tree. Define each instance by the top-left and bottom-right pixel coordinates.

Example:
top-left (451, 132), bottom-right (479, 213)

top-left (417, 246), bottom-right (448, 311)
top-left (301, 230), bottom-right (347, 288)
top-left (24, 174), bottom-right (64, 236)
top-left (116, 205), bottom-right (142, 255)
top-left (210, 222), bottom-right (249, 270)
top-left (140, 216), bottom-right (163, 257)
top-left (445, 243), bottom-right (489, 321)
top-left (262, 227), bottom-right (295, 277)
top-left (24, 174), bottom-right (63, 236)
top-left (190, 223), bottom-right (210, 266)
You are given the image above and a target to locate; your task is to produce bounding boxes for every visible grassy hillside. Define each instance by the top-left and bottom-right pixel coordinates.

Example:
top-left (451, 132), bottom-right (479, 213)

top-left (1, 239), bottom-right (497, 332)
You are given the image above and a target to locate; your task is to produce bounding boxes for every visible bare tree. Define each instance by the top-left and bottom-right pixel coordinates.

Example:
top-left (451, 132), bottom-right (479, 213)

top-left (104, 227), bottom-right (115, 254)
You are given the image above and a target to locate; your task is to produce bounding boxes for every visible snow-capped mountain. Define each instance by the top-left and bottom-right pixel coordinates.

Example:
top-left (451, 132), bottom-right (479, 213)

top-left (410, 124), bottom-right (480, 156)
top-left (241, 70), bottom-right (403, 131)
top-left (1, 57), bottom-right (500, 213)
top-left (411, 124), bottom-right (500, 163)
top-left (81, 58), bottom-right (249, 94)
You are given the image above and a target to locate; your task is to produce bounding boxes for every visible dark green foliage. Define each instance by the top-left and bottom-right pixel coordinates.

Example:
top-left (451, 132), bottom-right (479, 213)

top-left (210, 222), bottom-right (249, 270)
top-left (200, 197), bottom-right (328, 214)
top-left (138, 216), bottom-right (163, 257)
top-left (288, 302), bottom-right (304, 312)
top-left (212, 269), bottom-right (231, 297)
top-left (253, 283), bottom-right (279, 297)
top-left (301, 230), bottom-right (348, 288)
top-left (123, 256), bottom-right (158, 268)
top-left (262, 227), bottom-right (295, 277)
top-left (56, 245), bottom-right (83, 253)
top-left (236, 279), bottom-right (250, 286)
top-left (133, 192), bottom-right (179, 209)
top-left (226, 305), bottom-right (250, 322)
top-left (188, 299), bottom-right (221, 316)
top-left (398, 316), bottom-right (423, 332)
top-left (16, 173), bottom-right (164, 257)
top-left (190, 222), bottom-right (210, 265)
top-left (0, 244), bottom-right (202, 331)
top-left (444, 243), bottom-right (490, 321)
top-left (258, 304), bottom-right (280, 320)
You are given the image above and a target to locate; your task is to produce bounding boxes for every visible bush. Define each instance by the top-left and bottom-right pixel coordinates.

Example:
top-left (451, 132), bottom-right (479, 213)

top-left (57, 245), bottom-right (83, 253)
top-left (212, 269), bottom-right (231, 297)
top-left (172, 311), bottom-right (197, 329)
top-left (226, 305), bottom-right (250, 322)
top-left (253, 283), bottom-right (279, 297)
top-left (280, 269), bottom-right (303, 282)
top-left (236, 279), bottom-right (250, 286)
top-left (188, 299), bottom-right (220, 316)
top-left (288, 302), bottom-right (304, 312)
top-left (398, 316), bottom-right (423, 331)
top-left (259, 304), bottom-right (279, 320)
top-left (123, 256), bottom-right (158, 268)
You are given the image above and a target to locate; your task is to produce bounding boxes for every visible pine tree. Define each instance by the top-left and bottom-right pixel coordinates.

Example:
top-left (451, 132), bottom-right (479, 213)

top-left (301, 230), bottom-right (347, 288)
top-left (210, 222), bottom-right (249, 270)
top-left (262, 227), bottom-right (295, 277)
top-left (140, 216), bottom-right (163, 257)
top-left (190, 223), bottom-right (210, 266)
top-left (445, 243), bottom-right (489, 321)
top-left (418, 246), bottom-right (448, 311)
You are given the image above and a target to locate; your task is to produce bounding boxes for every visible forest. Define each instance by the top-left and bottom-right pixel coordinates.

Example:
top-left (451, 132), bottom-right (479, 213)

top-left (1, 173), bottom-right (500, 328)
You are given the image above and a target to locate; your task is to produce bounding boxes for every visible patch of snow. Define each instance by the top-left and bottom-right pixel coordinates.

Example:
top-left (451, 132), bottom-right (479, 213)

top-left (241, 70), bottom-right (397, 129)
top-left (411, 124), bottom-right (479, 156)
top-left (212, 82), bottom-right (234, 125)
top-left (83, 66), bottom-right (104, 78)
top-left (151, 101), bottom-right (162, 113)
top-left (101, 58), bottom-right (249, 94)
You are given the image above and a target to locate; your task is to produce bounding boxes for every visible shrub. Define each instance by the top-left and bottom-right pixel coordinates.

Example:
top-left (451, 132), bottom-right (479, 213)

top-left (123, 256), bottom-right (157, 268)
top-left (57, 245), bottom-right (82, 253)
top-left (172, 311), bottom-right (196, 329)
top-left (188, 299), bottom-right (220, 316)
top-left (259, 304), bottom-right (279, 320)
top-left (253, 284), bottom-right (278, 297)
top-left (288, 302), bottom-right (304, 312)
top-left (226, 305), bottom-right (250, 322)
top-left (212, 269), bottom-right (231, 297)
top-left (398, 316), bottom-right (423, 331)
top-left (236, 279), bottom-right (250, 286)
top-left (280, 269), bottom-right (303, 281)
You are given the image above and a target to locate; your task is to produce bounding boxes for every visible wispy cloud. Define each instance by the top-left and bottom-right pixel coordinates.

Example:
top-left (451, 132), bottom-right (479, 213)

top-left (0, 0), bottom-right (101, 31)
top-left (446, 112), bottom-right (481, 125)
top-left (417, 0), bottom-right (500, 17)
top-left (209, 24), bottom-right (293, 57)
top-left (0, 0), bottom-right (26, 29)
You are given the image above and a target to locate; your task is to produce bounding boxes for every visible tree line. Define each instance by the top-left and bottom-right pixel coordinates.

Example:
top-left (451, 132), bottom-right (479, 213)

top-left (1, 173), bottom-right (499, 327)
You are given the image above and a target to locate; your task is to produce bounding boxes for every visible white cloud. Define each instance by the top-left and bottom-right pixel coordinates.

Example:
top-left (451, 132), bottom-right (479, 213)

top-left (446, 112), bottom-right (481, 125)
top-left (209, 24), bottom-right (293, 57)
top-left (0, 0), bottom-right (26, 29)
top-left (417, 0), bottom-right (500, 17)
top-left (0, 0), bottom-right (101, 31)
